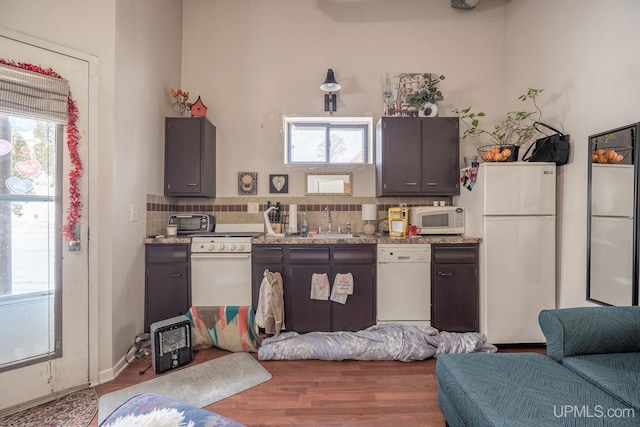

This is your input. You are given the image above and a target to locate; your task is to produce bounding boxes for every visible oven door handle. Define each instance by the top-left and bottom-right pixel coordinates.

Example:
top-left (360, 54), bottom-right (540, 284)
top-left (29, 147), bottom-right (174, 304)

top-left (191, 253), bottom-right (251, 260)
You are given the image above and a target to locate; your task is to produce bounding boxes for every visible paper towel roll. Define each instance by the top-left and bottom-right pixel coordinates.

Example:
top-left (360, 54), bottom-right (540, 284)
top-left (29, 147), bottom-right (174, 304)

top-left (289, 204), bottom-right (298, 233)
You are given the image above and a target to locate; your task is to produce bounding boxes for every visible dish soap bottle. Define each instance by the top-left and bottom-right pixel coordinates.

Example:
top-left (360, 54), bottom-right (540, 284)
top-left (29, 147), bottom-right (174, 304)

top-left (301, 212), bottom-right (309, 237)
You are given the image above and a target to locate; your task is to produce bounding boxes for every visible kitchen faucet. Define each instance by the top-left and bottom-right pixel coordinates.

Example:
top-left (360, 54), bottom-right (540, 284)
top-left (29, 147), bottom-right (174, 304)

top-left (323, 206), bottom-right (332, 233)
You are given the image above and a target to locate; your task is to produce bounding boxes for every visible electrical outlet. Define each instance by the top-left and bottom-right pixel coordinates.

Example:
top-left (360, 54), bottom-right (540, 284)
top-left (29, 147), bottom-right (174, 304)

top-left (247, 202), bottom-right (259, 214)
top-left (130, 204), bottom-right (138, 222)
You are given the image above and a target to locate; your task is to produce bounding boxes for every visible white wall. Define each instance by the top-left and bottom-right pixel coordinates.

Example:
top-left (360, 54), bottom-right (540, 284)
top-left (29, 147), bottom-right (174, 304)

top-left (110, 0), bottom-right (183, 375)
top-left (181, 0), bottom-right (510, 197)
top-left (0, 0), bottom-right (183, 380)
top-left (506, 0), bottom-right (640, 308)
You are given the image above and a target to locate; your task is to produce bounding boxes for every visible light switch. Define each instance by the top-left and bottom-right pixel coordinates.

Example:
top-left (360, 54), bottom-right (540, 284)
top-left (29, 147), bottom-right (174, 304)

top-left (130, 204), bottom-right (138, 222)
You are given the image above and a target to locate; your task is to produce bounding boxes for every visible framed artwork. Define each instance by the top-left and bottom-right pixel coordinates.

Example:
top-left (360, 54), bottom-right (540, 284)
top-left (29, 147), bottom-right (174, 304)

top-left (269, 174), bottom-right (288, 194)
top-left (238, 172), bottom-right (257, 195)
top-left (383, 72), bottom-right (435, 117)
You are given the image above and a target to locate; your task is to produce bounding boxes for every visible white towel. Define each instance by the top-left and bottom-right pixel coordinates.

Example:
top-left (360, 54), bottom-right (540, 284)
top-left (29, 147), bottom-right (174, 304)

top-left (330, 273), bottom-right (354, 304)
top-left (310, 273), bottom-right (330, 300)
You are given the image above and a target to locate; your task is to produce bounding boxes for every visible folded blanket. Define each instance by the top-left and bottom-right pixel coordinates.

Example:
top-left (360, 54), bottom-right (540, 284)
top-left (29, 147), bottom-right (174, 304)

top-left (258, 323), bottom-right (496, 361)
top-left (187, 306), bottom-right (259, 353)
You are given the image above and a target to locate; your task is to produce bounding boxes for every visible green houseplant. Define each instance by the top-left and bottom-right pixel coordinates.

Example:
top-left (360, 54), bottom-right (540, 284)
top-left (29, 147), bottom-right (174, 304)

top-left (454, 88), bottom-right (544, 161)
top-left (406, 74), bottom-right (445, 117)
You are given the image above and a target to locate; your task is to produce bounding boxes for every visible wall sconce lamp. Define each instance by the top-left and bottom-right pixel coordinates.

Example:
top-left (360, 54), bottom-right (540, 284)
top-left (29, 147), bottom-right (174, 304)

top-left (320, 68), bottom-right (341, 116)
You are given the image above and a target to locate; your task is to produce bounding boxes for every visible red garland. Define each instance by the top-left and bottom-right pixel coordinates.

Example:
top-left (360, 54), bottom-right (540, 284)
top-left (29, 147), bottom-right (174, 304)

top-left (1, 59), bottom-right (82, 242)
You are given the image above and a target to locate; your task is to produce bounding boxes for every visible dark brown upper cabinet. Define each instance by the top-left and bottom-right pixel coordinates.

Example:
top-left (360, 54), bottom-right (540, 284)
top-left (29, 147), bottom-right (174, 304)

top-left (164, 117), bottom-right (216, 197)
top-left (376, 117), bottom-right (459, 196)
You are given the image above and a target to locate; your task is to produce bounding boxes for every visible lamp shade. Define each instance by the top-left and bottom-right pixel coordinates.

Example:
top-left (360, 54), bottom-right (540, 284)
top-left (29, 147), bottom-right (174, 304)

top-left (362, 204), bottom-right (377, 221)
top-left (320, 69), bottom-right (341, 92)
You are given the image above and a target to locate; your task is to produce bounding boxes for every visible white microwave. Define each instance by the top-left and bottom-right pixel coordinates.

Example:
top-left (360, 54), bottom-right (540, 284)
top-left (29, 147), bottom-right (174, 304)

top-left (409, 206), bottom-right (465, 235)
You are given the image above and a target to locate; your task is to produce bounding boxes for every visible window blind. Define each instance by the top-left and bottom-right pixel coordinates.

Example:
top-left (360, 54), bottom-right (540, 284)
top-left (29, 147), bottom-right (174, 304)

top-left (0, 63), bottom-right (69, 124)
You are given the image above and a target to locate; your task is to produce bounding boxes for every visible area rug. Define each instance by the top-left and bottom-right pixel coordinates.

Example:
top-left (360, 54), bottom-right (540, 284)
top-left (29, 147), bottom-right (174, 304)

top-left (98, 352), bottom-right (271, 424)
top-left (0, 387), bottom-right (97, 427)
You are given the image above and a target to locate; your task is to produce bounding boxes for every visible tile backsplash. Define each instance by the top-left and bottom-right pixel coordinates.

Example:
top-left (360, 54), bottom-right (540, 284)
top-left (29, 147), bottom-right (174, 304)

top-left (146, 194), bottom-right (451, 237)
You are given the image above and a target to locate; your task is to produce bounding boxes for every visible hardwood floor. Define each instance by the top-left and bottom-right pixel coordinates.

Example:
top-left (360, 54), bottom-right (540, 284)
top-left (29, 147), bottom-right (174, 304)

top-left (90, 345), bottom-right (545, 426)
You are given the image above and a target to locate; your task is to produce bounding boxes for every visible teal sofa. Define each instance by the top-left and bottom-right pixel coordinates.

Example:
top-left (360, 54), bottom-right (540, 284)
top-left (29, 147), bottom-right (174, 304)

top-left (436, 306), bottom-right (640, 426)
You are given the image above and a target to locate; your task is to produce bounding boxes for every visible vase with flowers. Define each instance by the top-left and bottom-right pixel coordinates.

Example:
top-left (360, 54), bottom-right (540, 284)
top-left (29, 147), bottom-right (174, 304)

top-left (406, 74), bottom-right (445, 117)
top-left (170, 88), bottom-right (191, 116)
top-left (453, 88), bottom-right (544, 162)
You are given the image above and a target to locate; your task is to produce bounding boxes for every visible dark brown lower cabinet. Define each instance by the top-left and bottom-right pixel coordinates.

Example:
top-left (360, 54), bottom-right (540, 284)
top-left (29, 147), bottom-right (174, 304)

top-left (144, 244), bottom-right (191, 332)
top-left (431, 244), bottom-right (479, 332)
top-left (252, 244), bottom-right (376, 333)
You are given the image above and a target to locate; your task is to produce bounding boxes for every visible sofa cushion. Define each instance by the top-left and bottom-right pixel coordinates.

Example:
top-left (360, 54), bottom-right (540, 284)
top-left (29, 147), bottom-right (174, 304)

top-left (437, 352), bottom-right (638, 426)
top-left (539, 307), bottom-right (640, 362)
top-left (563, 352), bottom-right (640, 411)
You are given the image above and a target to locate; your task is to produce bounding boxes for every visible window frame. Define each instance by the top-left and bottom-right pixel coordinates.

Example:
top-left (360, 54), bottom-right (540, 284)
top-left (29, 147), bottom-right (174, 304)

top-left (284, 116), bottom-right (373, 165)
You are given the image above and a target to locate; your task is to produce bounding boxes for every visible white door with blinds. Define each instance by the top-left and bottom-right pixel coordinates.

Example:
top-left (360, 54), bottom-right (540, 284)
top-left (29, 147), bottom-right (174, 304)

top-left (0, 31), bottom-right (93, 411)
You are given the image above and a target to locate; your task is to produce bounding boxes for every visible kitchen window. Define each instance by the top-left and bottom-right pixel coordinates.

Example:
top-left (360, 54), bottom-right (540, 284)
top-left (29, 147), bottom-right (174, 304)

top-left (284, 116), bottom-right (372, 165)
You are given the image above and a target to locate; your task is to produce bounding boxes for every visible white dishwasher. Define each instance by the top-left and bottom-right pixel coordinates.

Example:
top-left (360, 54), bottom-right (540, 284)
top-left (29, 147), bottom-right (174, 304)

top-left (377, 244), bottom-right (431, 326)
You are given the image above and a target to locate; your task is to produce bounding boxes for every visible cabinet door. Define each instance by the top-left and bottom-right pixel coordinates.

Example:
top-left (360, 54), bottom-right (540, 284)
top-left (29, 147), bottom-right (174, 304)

top-left (287, 247), bottom-right (331, 333)
top-left (288, 264), bottom-right (331, 333)
top-left (145, 244), bottom-right (190, 332)
top-left (377, 117), bottom-right (423, 195)
top-left (145, 262), bottom-right (190, 332)
top-left (431, 264), bottom-right (478, 332)
top-left (431, 244), bottom-right (478, 332)
top-left (251, 246), bottom-right (285, 310)
top-left (164, 117), bottom-right (216, 197)
top-left (331, 246), bottom-right (376, 331)
top-left (422, 118), bottom-right (460, 195)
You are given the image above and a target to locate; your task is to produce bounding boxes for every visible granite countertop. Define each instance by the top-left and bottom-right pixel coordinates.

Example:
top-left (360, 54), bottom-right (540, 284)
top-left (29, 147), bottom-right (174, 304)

top-left (143, 236), bottom-right (192, 244)
top-left (144, 234), bottom-right (482, 245)
top-left (252, 234), bottom-right (481, 245)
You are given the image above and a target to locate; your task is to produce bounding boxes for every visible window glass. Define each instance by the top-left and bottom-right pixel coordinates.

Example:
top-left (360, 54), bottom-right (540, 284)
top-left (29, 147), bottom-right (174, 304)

top-left (0, 114), bottom-right (61, 366)
top-left (284, 117), bottom-right (372, 165)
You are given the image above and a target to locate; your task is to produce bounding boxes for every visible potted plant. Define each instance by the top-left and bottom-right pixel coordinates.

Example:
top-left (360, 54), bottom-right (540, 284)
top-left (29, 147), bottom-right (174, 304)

top-left (454, 88), bottom-right (544, 162)
top-left (406, 74), bottom-right (445, 117)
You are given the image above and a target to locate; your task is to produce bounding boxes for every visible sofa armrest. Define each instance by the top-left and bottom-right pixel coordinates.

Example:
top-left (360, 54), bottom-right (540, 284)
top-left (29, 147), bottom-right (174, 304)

top-left (539, 306), bottom-right (640, 362)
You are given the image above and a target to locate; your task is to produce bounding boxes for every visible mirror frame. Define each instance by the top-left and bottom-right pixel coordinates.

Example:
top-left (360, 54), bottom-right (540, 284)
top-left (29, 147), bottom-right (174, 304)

top-left (305, 172), bottom-right (353, 196)
top-left (586, 122), bottom-right (640, 306)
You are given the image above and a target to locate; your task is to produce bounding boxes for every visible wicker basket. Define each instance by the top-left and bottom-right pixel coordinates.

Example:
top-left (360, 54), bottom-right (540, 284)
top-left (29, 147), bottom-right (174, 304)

top-left (477, 145), bottom-right (518, 162)
top-left (591, 146), bottom-right (632, 164)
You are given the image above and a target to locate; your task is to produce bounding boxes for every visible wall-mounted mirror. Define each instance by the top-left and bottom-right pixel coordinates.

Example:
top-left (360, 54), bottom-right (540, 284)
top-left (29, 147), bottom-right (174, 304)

top-left (587, 123), bottom-right (639, 306)
top-left (305, 172), bottom-right (352, 196)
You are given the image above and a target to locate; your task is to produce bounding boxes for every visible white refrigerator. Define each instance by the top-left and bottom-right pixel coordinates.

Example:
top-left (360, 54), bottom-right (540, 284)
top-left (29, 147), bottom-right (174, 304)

top-left (454, 162), bottom-right (556, 344)
top-left (589, 164), bottom-right (634, 306)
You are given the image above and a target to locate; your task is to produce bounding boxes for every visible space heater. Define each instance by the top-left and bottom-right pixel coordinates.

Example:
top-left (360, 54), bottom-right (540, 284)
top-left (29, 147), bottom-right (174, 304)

top-left (150, 315), bottom-right (193, 374)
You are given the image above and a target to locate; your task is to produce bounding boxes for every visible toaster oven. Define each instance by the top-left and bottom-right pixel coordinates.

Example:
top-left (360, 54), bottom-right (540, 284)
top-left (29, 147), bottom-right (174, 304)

top-left (168, 214), bottom-right (215, 234)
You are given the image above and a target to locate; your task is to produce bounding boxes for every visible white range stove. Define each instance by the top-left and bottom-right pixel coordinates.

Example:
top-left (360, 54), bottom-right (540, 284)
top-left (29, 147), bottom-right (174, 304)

top-left (189, 224), bottom-right (263, 306)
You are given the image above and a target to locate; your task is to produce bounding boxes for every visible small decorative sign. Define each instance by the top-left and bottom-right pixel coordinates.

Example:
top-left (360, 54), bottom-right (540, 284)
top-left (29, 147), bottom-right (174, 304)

top-left (269, 174), bottom-right (288, 193)
top-left (238, 172), bottom-right (258, 195)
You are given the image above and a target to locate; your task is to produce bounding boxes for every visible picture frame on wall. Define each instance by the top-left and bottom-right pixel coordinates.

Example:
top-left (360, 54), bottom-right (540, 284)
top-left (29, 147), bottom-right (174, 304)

top-left (269, 174), bottom-right (288, 194)
top-left (383, 72), bottom-right (435, 117)
top-left (238, 172), bottom-right (258, 195)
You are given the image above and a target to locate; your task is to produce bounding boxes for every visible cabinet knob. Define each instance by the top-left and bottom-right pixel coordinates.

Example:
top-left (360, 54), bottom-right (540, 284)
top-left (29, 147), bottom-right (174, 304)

top-left (169, 273), bottom-right (183, 277)
top-left (186, 183), bottom-right (199, 187)
top-left (438, 272), bottom-right (454, 277)
top-left (404, 182), bottom-right (418, 186)
top-left (426, 182), bottom-right (438, 186)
